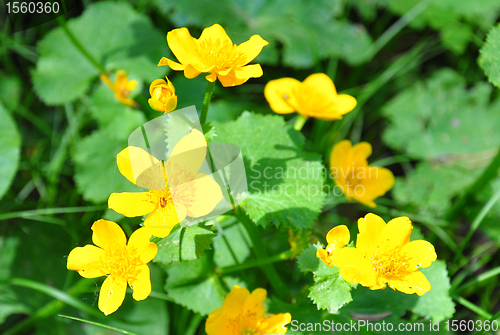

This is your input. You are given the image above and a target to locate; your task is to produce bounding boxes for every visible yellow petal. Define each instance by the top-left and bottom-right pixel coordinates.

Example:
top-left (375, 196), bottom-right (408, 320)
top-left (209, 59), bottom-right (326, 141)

top-left (257, 313), bottom-right (292, 334)
top-left (325, 225), bottom-right (350, 247)
top-left (129, 264), bottom-right (152, 301)
top-left (167, 28), bottom-right (202, 67)
top-left (400, 240), bottom-right (437, 270)
top-left (264, 78), bottom-right (300, 114)
top-left (334, 247), bottom-right (377, 287)
top-left (149, 79), bottom-right (167, 95)
top-left (356, 166), bottom-right (395, 204)
top-left (303, 73), bottom-right (337, 98)
top-left (126, 80), bottom-right (137, 91)
top-left (206, 72), bottom-right (218, 82)
top-left (206, 286), bottom-right (249, 335)
top-left (149, 98), bottom-right (165, 111)
top-left (351, 142), bottom-right (372, 166)
top-left (329, 140), bottom-right (353, 181)
top-left (336, 94), bottom-right (357, 115)
top-left (379, 216), bottom-right (413, 250)
top-left (67, 245), bottom-right (106, 278)
top-left (199, 23), bottom-right (232, 45)
top-left (182, 173), bottom-right (223, 218)
top-left (108, 192), bottom-right (156, 217)
top-left (100, 74), bottom-right (114, 89)
top-left (242, 288), bottom-right (266, 325)
top-left (165, 95), bottom-right (178, 113)
top-left (356, 213), bottom-right (386, 252)
top-left (127, 227), bottom-right (158, 263)
top-left (388, 270), bottom-right (431, 296)
top-left (167, 129), bottom-right (207, 179)
top-left (185, 64), bottom-right (203, 79)
top-left (237, 35), bottom-right (269, 65)
top-left (158, 57), bottom-right (186, 71)
top-left (144, 201), bottom-right (187, 238)
top-left (91, 220), bottom-right (127, 250)
top-left (98, 276), bottom-right (127, 316)
top-left (115, 70), bottom-right (127, 86)
top-left (217, 64), bottom-right (263, 87)
top-left (316, 248), bottom-right (333, 266)
top-left (116, 146), bottom-right (160, 186)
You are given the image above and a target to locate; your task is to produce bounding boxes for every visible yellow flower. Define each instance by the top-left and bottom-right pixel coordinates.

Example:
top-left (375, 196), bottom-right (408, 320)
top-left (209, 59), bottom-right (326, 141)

top-left (100, 70), bottom-right (137, 107)
top-left (206, 286), bottom-right (292, 335)
top-left (319, 214), bottom-right (437, 296)
top-left (316, 225), bottom-right (350, 267)
top-left (330, 140), bottom-right (394, 207)
top-left (264, 73), bottom-right (356, 120)
top-left (108, 129), bottom-right (223, 238)
top-left (66, 220), bottom-right (157, 315)
top-left (148, 77), bottom-right (177, 113)
top-left (158, 24), bottom-right (268, 87)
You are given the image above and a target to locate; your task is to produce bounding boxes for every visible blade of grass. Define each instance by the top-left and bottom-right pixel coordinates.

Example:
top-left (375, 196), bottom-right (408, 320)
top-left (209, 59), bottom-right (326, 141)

top-left (58, 315), bottom-right (139, 335)
top-left (10, 277), bottom-right (103, 318)
top-left (450, 186), bottom-right (500, 274)
top-left (452, 294), bottom-right (492, 319)
top-left (0, 205), bottom-right (107, 220)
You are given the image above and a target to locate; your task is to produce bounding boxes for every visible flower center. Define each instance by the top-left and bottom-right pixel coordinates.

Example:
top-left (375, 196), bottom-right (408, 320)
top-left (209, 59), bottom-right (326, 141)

top-left (371, 250), bottom-right (406, 276)
top-left (291, 84), bottom-right (332, 114)
top-left (196, 39), bottom-right (245, 71)
top-left (102, 246), bottom-right (141, 280)
top-left (152, 86), bottom-right (172, 104)
top-left (119, 84), bottom-right (130, 97)
top-left (241, 330), bottom-right (256, 335)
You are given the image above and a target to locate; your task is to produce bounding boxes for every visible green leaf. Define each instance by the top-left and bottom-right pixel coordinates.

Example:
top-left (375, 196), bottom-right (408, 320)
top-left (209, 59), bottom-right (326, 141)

top-left (297, 242), bottom-right (323, 274)
top-left (153, 225), bottom-right (216, 266)
top-left (309, 266), bottom-right (354, 313)
top-left (412, 260), bottom-right (455, 322)
top-left (392, 163), bottom-right (480, 216)
top-left (88, 84), bottom-right (146, 141)
top-left (72, 128), bottom-right (143, 204)
top-left (298, 243), bottom-right (354, 313)
top-left (0, 102), bottom-right (21, 200)
top-left (480, 24), bottom-right (500, 88)
top-left (164, 254), bottom-right (243, 316)
top-left (213, 222), bottom-right (251, 267)
top-left (213, 112), bottom-right (325, 229)
top-left (33, 1), bottom-right (167, 105)
top-left (340, 286), bottom-right (418, 319)
top-left (0, 73), bottom-right (21, 111)
top-left (383, 69), bottom-right (500, 160)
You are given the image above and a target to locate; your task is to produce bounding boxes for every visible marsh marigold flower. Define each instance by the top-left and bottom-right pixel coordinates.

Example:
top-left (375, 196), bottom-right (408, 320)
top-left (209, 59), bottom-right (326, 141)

top-left (158, 24), bottom-right (268, 87)
top-left (317, 214), bottom-right (437, 296)
top-left (108, 129), bottom-right (223, 238)
top-left (67, 220), bottom-right (157, 315)
top-left (264, 73), bottom-right (356, 120)
top-left (100, 70), bottom-right (137, 107)
top-left (206, 286), bottom-right (291, 335)
top-left (148, 77), bottom-right (177, 113)
top-left (330, 140), bottom-right (394, 207)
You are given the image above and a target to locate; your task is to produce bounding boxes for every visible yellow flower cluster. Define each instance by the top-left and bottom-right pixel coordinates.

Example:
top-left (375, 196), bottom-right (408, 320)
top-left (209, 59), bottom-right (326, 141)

top-left (317, 214), bottom-right (437, 296)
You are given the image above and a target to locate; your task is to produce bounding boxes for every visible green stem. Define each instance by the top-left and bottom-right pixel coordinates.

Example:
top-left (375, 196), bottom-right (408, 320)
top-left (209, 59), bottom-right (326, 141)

top-left (199, 81), bottom-right (215, 125)
top-left (451, 294), bottom-right (492, 319)
top-left (218, 250), bottom-right (294, 275)
top-left (234, 209), bottom-right (292, 300)
top-left (58, 315), bottom-right (139, 335)
top-left (454, 266), bottom-right (500, 294)
top-left (450, 187), bottom-right (500, 274)
top-left (476, 310), bottom-right (500, 335)
top-left (56, 17), bottom-right (105, 73)
top-left (293, 114), bottom-right (308, 131)
top-left (447, 148), bottom-right (500, 221)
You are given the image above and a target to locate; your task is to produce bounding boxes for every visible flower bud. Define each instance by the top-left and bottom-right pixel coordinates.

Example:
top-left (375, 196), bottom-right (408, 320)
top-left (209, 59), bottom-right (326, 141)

top-left (148, 77), bottom-right (177, 113)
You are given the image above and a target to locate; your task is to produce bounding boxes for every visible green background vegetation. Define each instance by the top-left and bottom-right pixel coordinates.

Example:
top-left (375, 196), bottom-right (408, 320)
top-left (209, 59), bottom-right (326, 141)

top-left (2, 0), bottom-right (500, 334)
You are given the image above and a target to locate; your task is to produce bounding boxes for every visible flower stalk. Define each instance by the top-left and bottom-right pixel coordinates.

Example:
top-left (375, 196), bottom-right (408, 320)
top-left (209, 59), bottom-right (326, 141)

top-left (200, 80), bottom-right (215, 125)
